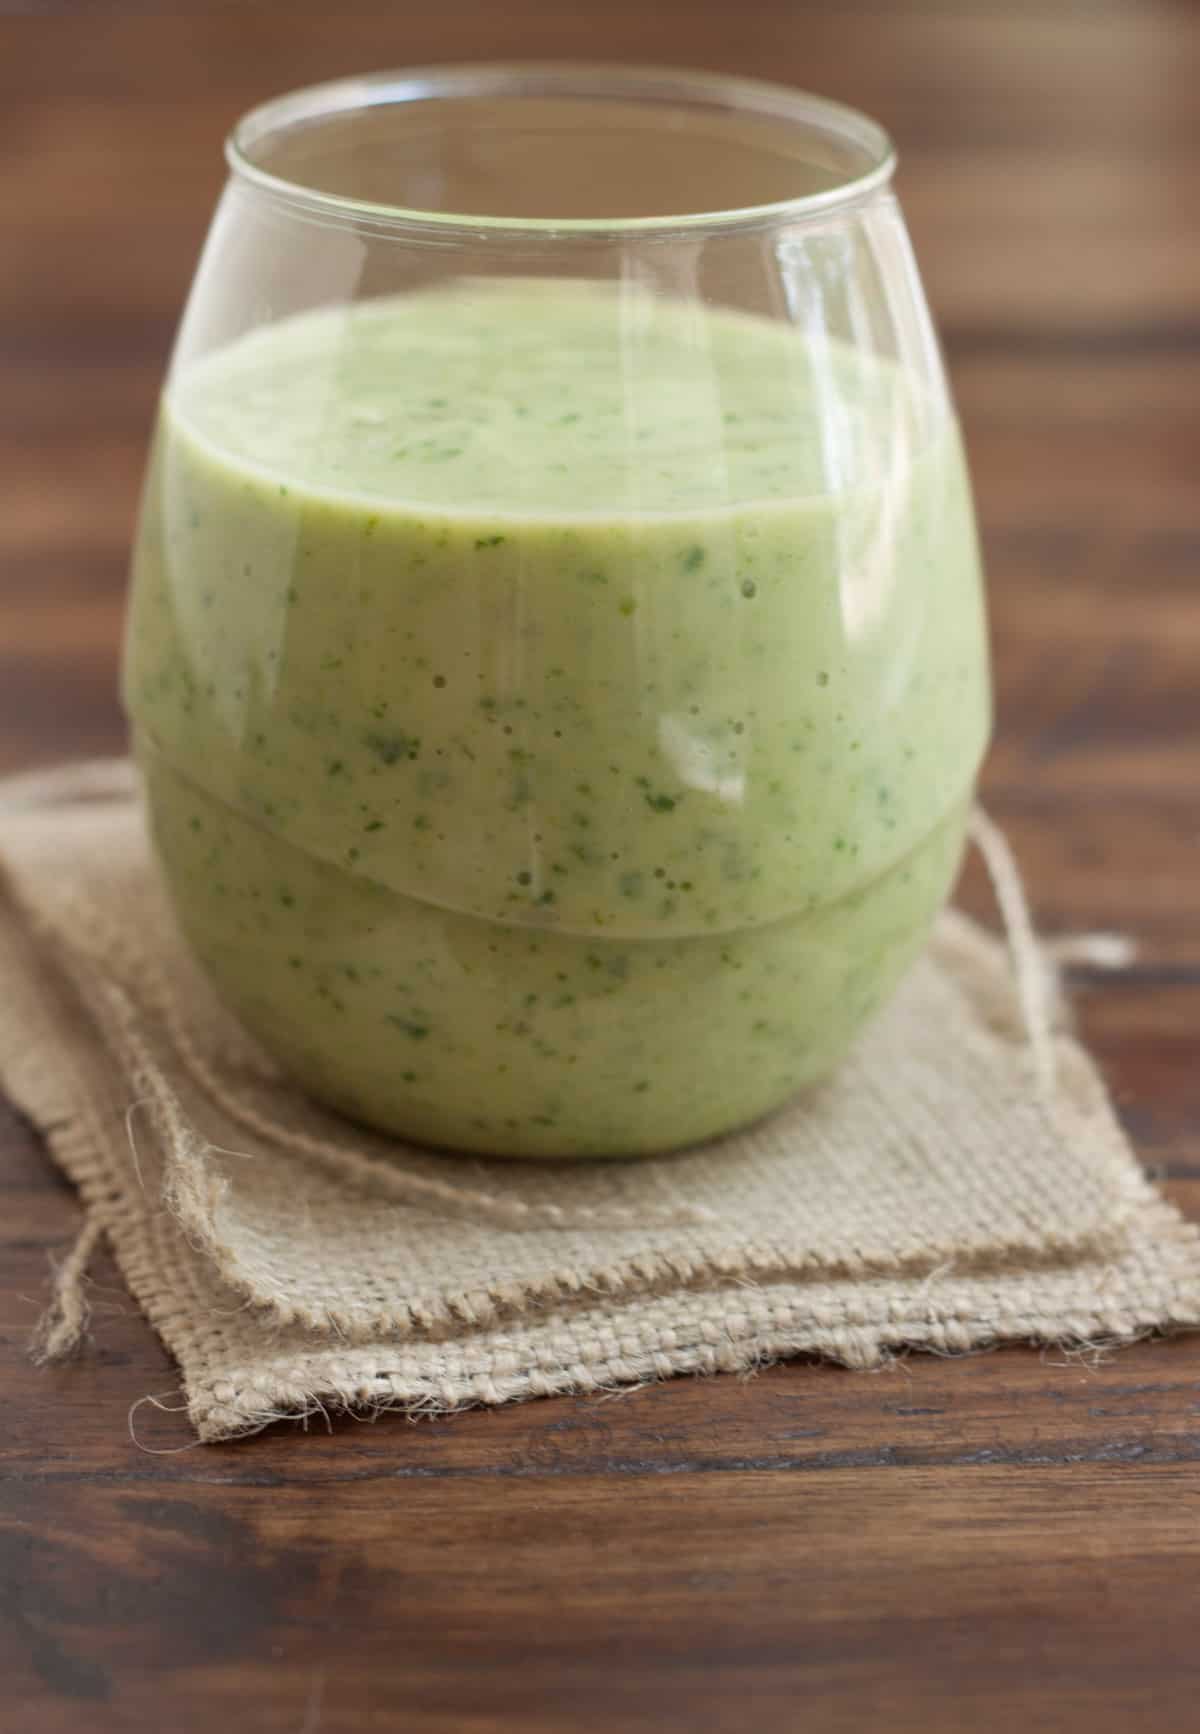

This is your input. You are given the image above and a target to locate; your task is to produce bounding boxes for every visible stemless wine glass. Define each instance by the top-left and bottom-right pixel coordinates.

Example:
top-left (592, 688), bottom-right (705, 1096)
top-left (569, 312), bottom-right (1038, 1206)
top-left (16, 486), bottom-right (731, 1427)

top-left (123, 64), bottom-right (991, 1160)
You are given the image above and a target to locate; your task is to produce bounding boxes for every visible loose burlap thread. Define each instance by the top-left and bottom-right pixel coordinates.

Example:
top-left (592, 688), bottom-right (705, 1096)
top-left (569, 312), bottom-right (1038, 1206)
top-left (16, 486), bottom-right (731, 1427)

top-left (3, 761), bottom-right (1198, 1442)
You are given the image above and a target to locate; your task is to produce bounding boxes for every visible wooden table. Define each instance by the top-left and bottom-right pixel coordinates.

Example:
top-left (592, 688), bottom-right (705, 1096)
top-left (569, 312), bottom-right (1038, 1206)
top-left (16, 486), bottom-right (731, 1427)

top-left (3, 4), bottom-right (1199, 1728)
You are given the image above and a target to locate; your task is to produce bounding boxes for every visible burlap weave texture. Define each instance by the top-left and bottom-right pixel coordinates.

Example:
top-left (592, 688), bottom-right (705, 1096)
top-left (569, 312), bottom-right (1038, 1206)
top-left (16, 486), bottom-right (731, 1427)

top-left (2, 762), bottom-right (1197, 1442)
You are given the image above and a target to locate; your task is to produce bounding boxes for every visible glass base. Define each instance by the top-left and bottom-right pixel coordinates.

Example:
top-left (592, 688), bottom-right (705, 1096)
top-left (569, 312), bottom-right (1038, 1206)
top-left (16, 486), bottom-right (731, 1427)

top-left (141, 750), bottom-right (970, 1160)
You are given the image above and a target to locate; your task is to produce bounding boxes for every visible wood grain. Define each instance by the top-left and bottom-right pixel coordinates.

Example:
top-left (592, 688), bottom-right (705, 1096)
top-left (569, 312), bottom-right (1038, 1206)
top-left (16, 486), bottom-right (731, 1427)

top-left (3, 3), bottom-right (1199, 1729)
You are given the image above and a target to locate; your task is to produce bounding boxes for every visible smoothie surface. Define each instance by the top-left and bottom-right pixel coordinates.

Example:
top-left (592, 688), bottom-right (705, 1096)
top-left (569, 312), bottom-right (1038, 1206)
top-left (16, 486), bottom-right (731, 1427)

top-left (173, 279), bottom-right (927, 516)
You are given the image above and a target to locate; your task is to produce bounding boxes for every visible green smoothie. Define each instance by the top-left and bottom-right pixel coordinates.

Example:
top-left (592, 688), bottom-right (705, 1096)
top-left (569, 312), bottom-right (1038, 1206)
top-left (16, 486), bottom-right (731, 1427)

top-left (123, 280), bottom-right (989, 1157)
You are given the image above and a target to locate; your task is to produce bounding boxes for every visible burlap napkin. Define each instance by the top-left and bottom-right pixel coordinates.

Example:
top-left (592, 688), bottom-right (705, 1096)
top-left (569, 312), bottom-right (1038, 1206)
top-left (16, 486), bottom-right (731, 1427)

top-left (2, 761), bottom-right (1197, 1442)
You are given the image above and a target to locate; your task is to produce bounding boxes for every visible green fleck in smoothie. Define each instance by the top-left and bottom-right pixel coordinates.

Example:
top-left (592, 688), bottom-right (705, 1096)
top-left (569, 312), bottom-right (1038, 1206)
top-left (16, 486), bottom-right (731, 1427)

top-left (124, 280), bottom-right (990, 1157)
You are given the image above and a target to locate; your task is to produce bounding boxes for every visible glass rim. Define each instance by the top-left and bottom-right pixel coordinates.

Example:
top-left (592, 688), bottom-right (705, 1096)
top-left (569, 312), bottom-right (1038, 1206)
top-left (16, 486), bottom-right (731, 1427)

top-left (226, 62), bottom-right (897, 239)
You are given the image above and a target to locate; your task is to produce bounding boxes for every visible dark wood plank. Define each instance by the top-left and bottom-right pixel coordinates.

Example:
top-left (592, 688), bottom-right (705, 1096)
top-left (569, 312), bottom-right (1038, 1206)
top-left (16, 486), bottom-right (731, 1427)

top-left (5, 1466), bottom-right (1200, 1734)
top-left (4, 2), bottom-right (1200, 1730)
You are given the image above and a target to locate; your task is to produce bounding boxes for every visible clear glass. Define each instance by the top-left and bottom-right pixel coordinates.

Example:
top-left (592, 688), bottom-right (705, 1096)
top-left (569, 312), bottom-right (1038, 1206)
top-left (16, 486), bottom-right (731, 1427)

top-left (122, 64), bottom-right (991, 1160)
